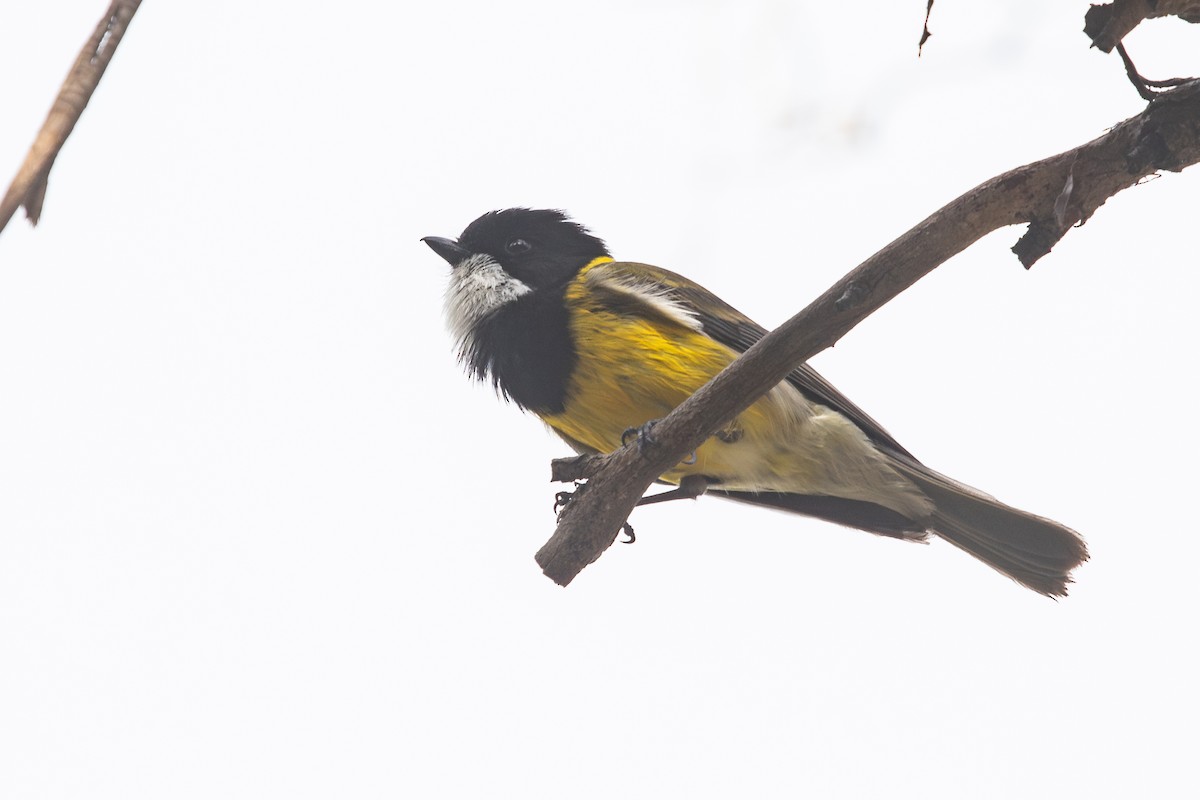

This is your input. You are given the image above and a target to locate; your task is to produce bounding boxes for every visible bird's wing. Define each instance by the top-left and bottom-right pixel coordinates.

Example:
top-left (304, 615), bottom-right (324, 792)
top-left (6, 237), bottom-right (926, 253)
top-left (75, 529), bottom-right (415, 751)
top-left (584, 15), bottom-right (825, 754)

top-left (594, 260), bottom-right (915, 459)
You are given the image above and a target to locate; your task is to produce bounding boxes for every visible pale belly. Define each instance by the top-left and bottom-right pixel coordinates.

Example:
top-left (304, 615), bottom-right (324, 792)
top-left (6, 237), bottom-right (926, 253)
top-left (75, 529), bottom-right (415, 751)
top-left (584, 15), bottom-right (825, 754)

top-left (544, 371), bottom-right (931, 520)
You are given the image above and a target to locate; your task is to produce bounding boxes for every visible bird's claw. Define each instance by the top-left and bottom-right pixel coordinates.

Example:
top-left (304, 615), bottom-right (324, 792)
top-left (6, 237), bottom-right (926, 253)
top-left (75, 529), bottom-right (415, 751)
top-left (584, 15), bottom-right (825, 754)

top-left (621, 420), bottom-right (659, 454)
top-left (553, 482), bottom-right (585, 516)
top-left (621, 420), bottom-right (696, 465)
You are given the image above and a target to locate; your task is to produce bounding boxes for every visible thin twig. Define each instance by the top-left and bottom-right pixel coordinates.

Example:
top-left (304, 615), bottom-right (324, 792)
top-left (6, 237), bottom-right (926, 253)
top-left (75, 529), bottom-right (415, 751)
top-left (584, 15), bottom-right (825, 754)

top-left (918, 0), bottom-right (935, 56)
top-left (0, 0), bottom-right (142, 235)
top-left (1115, 42), bottom-right (1196, 101)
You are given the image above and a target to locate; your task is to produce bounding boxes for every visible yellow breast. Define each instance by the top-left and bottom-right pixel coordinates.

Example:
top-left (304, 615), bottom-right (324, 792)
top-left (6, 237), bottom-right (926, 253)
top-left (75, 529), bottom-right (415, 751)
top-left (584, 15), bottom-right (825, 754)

top-left (540, 260), bottom-right (811, 489)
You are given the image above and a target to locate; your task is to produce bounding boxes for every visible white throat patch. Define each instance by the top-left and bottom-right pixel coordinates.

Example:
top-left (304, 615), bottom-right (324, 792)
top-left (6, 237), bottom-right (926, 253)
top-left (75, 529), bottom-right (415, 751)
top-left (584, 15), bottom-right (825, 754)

top-left (443, 253), bottom-right (532, 351)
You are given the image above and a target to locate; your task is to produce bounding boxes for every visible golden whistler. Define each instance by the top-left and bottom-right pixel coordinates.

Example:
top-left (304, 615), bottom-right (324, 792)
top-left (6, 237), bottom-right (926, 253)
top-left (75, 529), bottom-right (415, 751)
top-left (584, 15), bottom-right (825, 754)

top-left (426, 209), bottom-right (1087, 596)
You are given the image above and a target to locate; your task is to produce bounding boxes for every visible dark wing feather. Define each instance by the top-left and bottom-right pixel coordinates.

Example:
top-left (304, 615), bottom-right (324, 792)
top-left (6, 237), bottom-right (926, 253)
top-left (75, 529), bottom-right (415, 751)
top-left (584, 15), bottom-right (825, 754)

top-left (602, 261), bottom-right (915, 459)
top-left (707, 489), bottom-right (927, 539)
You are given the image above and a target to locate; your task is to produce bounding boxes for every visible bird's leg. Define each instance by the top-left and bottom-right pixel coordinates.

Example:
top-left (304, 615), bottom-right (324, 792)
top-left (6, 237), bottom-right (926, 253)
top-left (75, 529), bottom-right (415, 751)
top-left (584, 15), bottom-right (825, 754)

top-left (635, 474), bottom-right (710, 507)
top-left (621, 476), bottom-right (708, 544)
top-left (621, 420), bottom-right (658, 451)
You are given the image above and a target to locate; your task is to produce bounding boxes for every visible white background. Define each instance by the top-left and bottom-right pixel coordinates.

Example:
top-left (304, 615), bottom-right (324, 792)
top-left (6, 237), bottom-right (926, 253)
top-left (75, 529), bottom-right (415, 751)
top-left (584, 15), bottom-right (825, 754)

top-left (1, 2), bottom-right (1196, 798)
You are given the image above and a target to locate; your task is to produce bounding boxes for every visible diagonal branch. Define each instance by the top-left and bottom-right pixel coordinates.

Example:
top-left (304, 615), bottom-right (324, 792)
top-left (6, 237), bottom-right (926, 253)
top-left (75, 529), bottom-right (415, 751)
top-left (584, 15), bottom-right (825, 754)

top-left (0, 0), bottom-right (142, 235)
top-left (536, 79), bottom-right (1200, 586)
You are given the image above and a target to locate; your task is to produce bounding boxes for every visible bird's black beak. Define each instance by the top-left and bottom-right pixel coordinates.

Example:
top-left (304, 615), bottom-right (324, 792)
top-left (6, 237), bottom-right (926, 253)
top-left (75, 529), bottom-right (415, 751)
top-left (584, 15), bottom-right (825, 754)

top-left (422, 236), bottom-right (473, 267)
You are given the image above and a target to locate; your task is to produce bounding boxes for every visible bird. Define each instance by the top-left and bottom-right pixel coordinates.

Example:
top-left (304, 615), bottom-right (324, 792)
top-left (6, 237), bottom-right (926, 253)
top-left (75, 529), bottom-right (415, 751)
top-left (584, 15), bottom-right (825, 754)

top-left (423, 208), bottom-right (1088, 596)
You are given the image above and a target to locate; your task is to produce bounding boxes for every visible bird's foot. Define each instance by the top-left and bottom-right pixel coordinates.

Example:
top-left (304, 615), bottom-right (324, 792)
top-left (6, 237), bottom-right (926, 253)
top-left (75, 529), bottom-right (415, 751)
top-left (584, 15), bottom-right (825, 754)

top-left (553, 482), bottom-right (585, 517)
top-left (621, 420), bottom-right (658, 452)
top-left (621, 420), bottom-right (696, 464)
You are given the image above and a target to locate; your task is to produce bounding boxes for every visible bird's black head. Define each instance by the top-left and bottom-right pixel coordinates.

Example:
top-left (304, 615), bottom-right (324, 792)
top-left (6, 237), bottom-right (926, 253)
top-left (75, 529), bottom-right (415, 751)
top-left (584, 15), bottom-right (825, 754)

top-left (424, 208), bottom-right (609, 290)
top-left (425, 209), bottom-right (608, 413)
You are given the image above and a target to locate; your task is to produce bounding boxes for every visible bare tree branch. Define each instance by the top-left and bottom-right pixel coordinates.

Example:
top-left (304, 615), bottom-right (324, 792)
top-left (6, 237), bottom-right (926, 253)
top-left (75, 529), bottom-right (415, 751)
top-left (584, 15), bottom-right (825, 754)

top-left (0, 0), bottom-right (142, 235)
top-left (536, 78), bottom-right (1200, 587)
top-left (1084, 0), bottom-right (1200, 53)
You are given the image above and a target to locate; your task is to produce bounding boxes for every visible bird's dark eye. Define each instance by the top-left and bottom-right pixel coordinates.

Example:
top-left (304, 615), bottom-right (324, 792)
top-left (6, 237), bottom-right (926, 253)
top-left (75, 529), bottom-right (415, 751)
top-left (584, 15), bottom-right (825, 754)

top-left (505, 238), bottom-right (532, 255)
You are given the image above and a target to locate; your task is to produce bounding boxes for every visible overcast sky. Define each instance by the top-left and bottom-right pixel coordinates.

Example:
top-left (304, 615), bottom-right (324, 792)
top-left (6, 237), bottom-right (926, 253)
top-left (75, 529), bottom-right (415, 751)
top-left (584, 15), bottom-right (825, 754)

top-left (1, 2), bottom-right (1197, 798)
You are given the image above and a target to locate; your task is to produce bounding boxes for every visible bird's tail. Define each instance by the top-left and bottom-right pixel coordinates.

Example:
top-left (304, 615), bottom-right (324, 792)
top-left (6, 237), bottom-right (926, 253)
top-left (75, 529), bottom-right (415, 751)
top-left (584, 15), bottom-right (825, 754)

top-left (889, 458), bottom-right (1089, 596)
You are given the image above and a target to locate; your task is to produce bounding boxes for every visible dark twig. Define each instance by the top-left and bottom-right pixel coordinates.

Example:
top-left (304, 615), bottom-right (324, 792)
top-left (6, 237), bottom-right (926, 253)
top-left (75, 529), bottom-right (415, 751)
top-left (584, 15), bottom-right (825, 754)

top-left (1117, 43), bottom-right (1159, 101)
top-left (1115, 42), bottom-right (1196, 100)
top-left (919, 0), bottom-right (935, 56)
